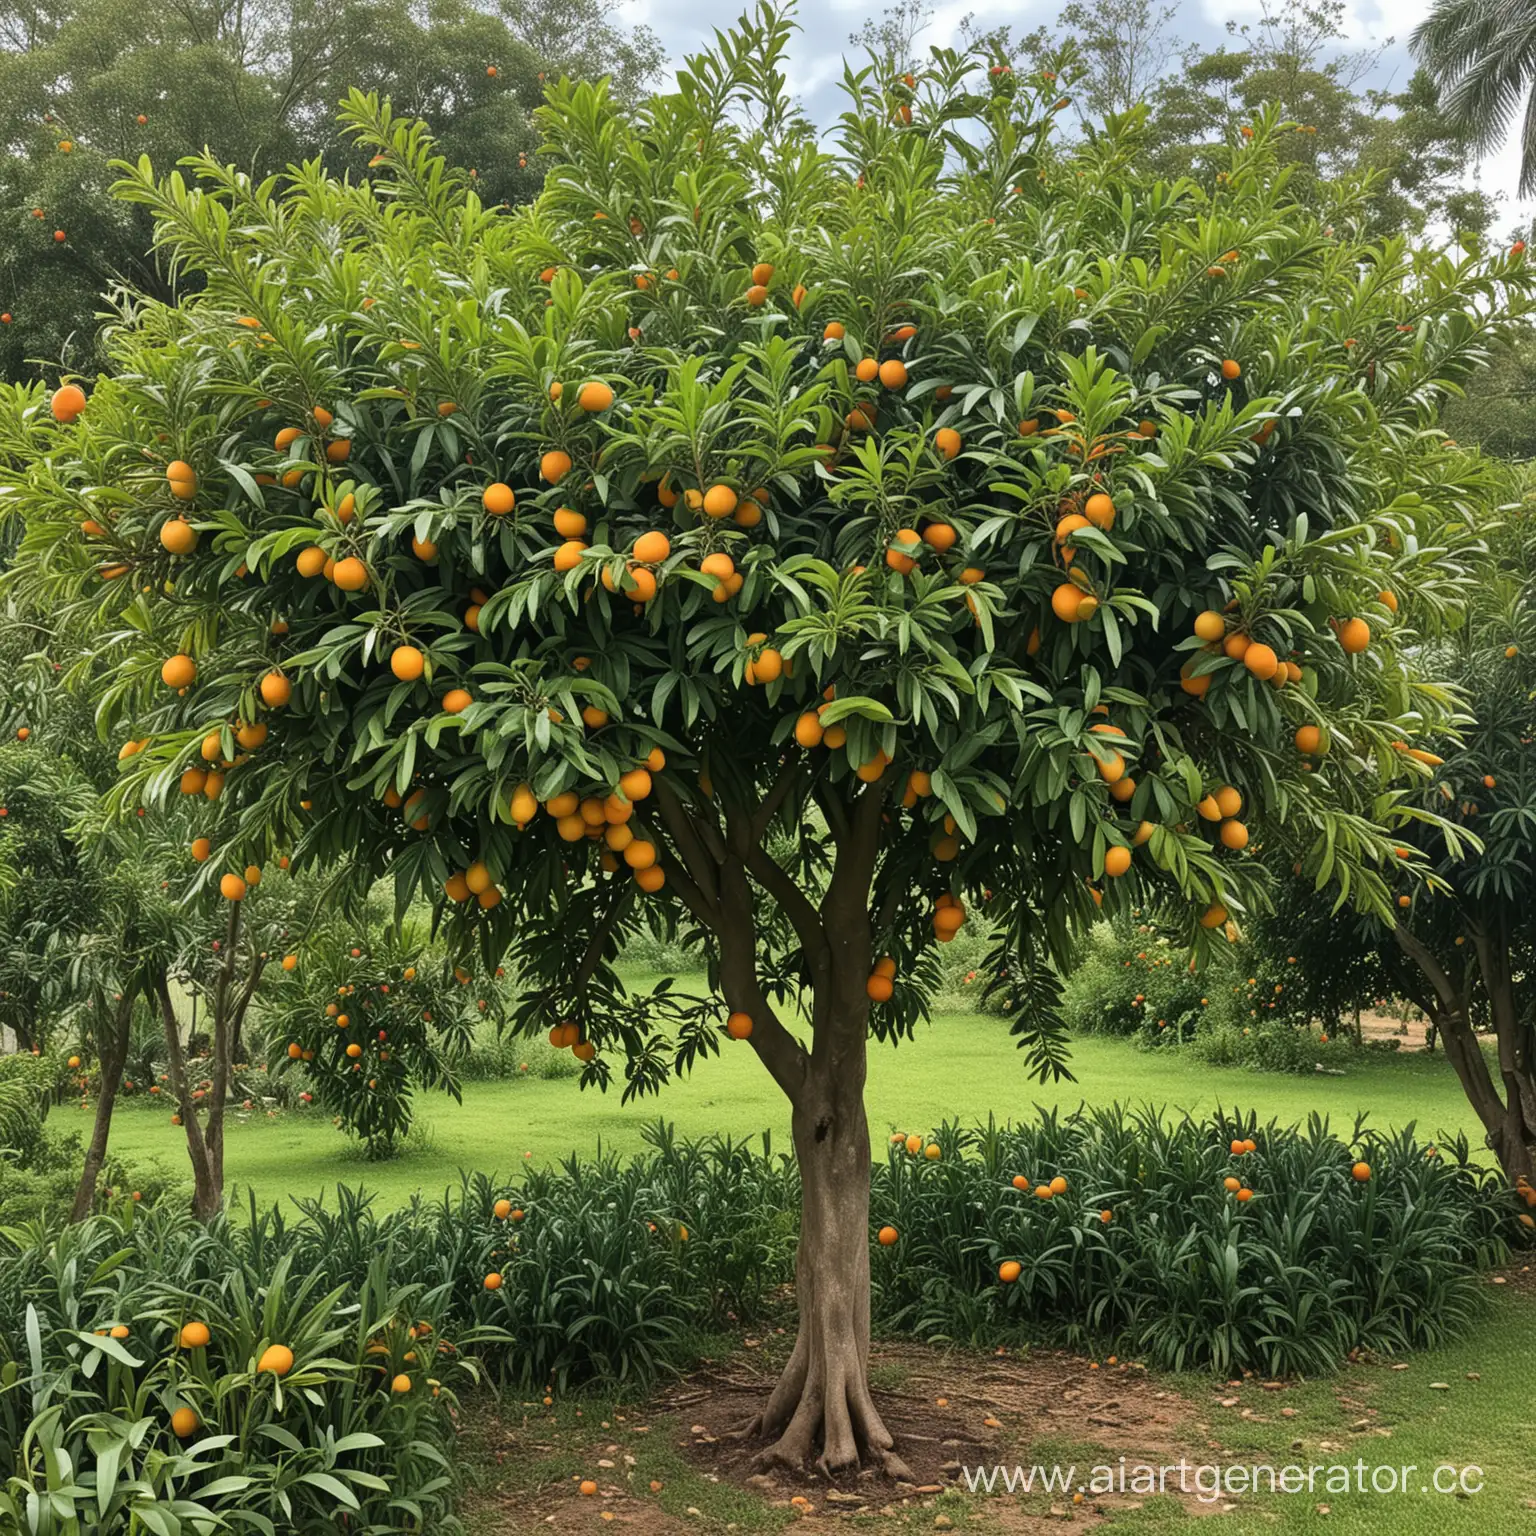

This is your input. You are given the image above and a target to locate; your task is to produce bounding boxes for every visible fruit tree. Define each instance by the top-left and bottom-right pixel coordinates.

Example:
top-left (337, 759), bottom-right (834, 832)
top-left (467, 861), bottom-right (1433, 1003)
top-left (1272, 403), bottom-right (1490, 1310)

top-left (1, 5), bottom-right (1530, 1474)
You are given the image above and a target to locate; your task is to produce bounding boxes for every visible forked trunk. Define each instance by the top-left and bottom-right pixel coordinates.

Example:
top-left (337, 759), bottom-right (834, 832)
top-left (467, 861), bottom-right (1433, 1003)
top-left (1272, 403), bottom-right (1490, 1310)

top-left (747, 1019), bottom-right (913, 1480)
top-left (158, 975), bottom-right (220, 1220)
top-left (70, 995), bottom-right (131, 1221)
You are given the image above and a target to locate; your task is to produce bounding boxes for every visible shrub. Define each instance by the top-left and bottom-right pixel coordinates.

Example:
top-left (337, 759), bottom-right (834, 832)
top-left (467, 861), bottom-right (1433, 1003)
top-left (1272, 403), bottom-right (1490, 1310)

top-left (459, 1026), bottom-right (580, 1081)
top-left (870, 1108), bottom-right (1518, 1376)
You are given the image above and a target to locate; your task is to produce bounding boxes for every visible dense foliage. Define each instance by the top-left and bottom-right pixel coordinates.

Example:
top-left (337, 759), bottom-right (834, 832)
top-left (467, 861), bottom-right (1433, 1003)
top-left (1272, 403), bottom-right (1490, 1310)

top-left (3, 0), bottom-right (1531, 1474)
top-left (0, 0), bottom-right (662, 380)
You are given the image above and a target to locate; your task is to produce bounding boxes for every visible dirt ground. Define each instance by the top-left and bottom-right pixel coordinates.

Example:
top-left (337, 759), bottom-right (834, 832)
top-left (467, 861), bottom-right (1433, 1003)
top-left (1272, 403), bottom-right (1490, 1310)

top-left (460, 1333), bottom-right (1233, 1533)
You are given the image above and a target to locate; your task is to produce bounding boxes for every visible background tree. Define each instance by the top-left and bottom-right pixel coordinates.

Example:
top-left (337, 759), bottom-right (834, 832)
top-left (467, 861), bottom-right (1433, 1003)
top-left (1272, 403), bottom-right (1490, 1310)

top-left (1, 3), bottom-right (1531, 1475)
top-left (1414, 0), bottom-right (1536, 198)
top-left (263, 898), bottom-right (504, 1159)
top-left (0, 0), bottom-right (662, 382)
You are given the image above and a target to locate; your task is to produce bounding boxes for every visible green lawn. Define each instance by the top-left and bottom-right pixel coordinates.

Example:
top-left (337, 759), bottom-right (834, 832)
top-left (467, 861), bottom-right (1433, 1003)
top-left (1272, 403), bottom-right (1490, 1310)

top-left (99, 988), bottom-right (1492, 1211)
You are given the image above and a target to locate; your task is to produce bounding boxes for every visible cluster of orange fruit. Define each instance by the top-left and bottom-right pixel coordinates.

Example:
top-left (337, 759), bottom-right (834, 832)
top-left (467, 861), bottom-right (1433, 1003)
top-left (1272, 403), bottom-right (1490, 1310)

top-left (546, 1020), bottom-right (596, 1061)
top-left (889, 1131), bottom-right (942, 1160)
top-left (500, 758), bottom-right (666, 892)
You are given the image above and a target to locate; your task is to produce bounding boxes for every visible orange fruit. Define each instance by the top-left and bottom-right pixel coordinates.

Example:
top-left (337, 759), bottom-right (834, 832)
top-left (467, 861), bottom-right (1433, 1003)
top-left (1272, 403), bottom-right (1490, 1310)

top-left (725, 1011), bottom-right (753, 1039)
top-left (878, 1225), bottom-right (898, 1245)
top-left (540, 449), bottom-right (572, 482)
top-left (1193, 610), bottom-right (1225, 642)
top-left (1082, 493), bottom-right (1115, 530)
top-left (577, 380), bottom-right (614, 412)
top-left (1243, 642), bottom-right (1279, 681)
top-left (1351, 1161), bottom-right (1371, 1181)
top-left (878, 358), bottom-right (908, 389)
top-left (633, 531), bottom-right (671, 564)
top-left (934, 427), bottom-right (961, 460)
top-left (171, 1406), bottom-right (199, 1437)
top-left (50, 383), bottom-right (87, 422)
top-left (161, 654), bottom-right (196, 689)
top-left (390, 645), bottom-right (425, 682)
top-left (178, 1322), bottom-right (211, 1349)
top-left (1220, 359), bottom-right (1241, 380)
top-left (703, 484), bottom-right (737, 518)
top-left (482, 482), bottom-right (515, 515)
top-left (553, 507), bottom-right (587, 538)
top-left (998, 1261), bottom-right (1021, 1284)
top-left (442, 688), bottom-right (472, 714)
top-left (1338, 618), bottom-right (1370, 654)
top-left (553, 540), bottom-right (586, 572)
top-left (332, 557), bottom-right (368, 592)
top-left (1103, 845), bottom-right (1131, 877)
top-left (1294, 724), bottom-right (1324, 754)
top-left (159, 518), bottom-right (198, 554)
top-left (220, 873), bottom-right (247, 901)
top-left (823, 321), bottom-right (845, 341)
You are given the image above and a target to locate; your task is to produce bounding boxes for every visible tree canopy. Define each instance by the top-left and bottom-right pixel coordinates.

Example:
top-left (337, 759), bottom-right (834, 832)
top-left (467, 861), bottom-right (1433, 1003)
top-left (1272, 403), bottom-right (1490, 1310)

top-left (1, 0), bottom-right (1531, 1472)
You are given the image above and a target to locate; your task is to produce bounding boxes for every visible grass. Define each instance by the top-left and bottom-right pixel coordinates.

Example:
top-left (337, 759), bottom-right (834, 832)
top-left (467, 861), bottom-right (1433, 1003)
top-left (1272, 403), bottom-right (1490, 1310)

top-left (94, 980), bottom-right (1494, 1210)
top-left (452, 1286), bottom-right (1536, 1533)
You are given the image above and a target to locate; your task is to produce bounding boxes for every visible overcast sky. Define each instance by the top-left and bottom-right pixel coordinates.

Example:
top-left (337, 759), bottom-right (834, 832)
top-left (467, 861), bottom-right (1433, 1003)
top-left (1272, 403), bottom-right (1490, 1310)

top-left (616, 0), bottom-right (1534, 231)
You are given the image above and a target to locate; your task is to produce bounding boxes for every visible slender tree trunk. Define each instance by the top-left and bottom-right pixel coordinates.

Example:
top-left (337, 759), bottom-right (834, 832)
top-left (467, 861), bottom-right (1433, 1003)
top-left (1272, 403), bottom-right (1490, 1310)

top-left (158, 975), bottom-right (220, 1220)
top-left (1395, 922), bottom-right (1525, 1176)
top-left (70, 994), bottom-right (132, 1221)
top-left (1471, 917), bottom-right (1536, 1180)
top-left (649, 774), bottom-right (912, 1478)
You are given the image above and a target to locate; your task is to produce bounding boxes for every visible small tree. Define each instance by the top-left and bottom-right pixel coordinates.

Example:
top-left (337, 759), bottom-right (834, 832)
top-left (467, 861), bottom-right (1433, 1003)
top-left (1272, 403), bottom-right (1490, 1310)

top-left (2, 4), bottom-right (1530, 1471)
top-left (263, 904), bottom-right (495, 1158)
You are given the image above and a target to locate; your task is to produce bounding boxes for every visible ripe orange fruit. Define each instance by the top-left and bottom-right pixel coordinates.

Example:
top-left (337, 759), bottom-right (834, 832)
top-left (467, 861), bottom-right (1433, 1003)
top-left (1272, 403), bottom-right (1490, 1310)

top-left (1214, 785), bottom-right (1242, 818)
top-left (50, 383), bottom-right (87, 422)
top-left (159, 516), bottom-right (198, 554)
top-left (1219, 820), bottom-right (1249, 850)
top-left (442, 688), bottom-right (472, 714)
top-left (540, 449), bottom-right (572, 482)
top-left (702, 483), bottom-right (737, 518)
top-left (866, 972), bottom-right (894, 1002)
top-left (1051, 583), bottom-right (1085, 622)
top-left (633, 531), bottom-right (671, 564)
top-left (934, 427), bottom-right (961, 459)
top-left (553, 540), bottom-right (586, 572)
top-left (878, 358), bottom-right (908, 389)
top-left (553, 507), bottom-right (587, 538)
top-left (1082, 493), bottom-right (1115, 530)
top-left (1351, 1161), bottom-right (1371, 1181)
top-left (1103, 845), bottom-right (1131, 877)
top-left (484, 1271), bottom-right (503, 1290)
top-left (577, 380), bottom-right (614, 412)
top-left (1294, 724), bottom-right (1324, 754)
top-left (1338, 617), bottom-right (1370, 654)
top-left (1193, 609), bottom-right (1225, 642)
top-left (1199, 902), bottom-right (1227, 929)
top-left (191, 837), bottom-right (212, 862)
top-left (878, 1225), bottom-right (898, 1245)
top-left (482, 482), bottom-right (515, 515)
top-left (725, 1011), bottom-right (753, 1039)
top-left (161, 654), bottom-right (196, 689)
top-left (390, 645), bottom-right (425, 682)
top-left (823, 321), bottom-right (845, 341)
top-left (332, 557), bottom-right (368, 591)
top-left (1220, 359), bottom-right (1241, 380)
top-left (998, 1261), bottom-right (1021, 1284)
top-left (179, 1322), bottom-right (211, 1349)
top-left (1377, 589), bottom-right (1398, 614)
top-left (296, 547), bottom-right (327, 578)
top-left (1242, 642), bottom-right (1279, 681)
top-left (579, 1480), bottom-right (598, 1497)
top-left (257, 1344), bottom-right (294, 1375)
top-left (164, 457), bottom-right (196, 500)
top-left (745, 284), bottom-right (769, 306)
top-left (171, 1406), bottom-right (199, 1437)
top-left (220, 873), bottom-right (247, 901)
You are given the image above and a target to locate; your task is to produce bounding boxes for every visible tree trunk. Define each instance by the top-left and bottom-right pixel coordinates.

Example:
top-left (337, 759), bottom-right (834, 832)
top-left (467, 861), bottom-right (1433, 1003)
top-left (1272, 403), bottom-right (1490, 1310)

top-left (1470, 918), bottom-right (1536, 1181)
top-left (747, 1039), bottom-right (911, 1479)
top-left (158, 975), bottom-right (220, 1220)
top-left (70, 994), bottom-right (131, 1221)
top-left (1395, 922), bottom-right (1526, 1177)
top-left (650, 775), bottom-right (910, 1478)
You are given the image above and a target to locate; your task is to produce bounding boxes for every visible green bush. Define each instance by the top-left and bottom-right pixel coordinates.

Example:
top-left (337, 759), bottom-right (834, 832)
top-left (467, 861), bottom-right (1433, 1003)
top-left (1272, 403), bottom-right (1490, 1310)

top-left (459, 1026), bottom-right (580, 1082)
top-left (0, 1109), bottom-right (1524, 1525)
top-left (870, 1108), bottom-right (1518, 1377)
